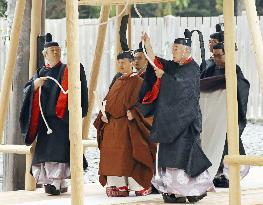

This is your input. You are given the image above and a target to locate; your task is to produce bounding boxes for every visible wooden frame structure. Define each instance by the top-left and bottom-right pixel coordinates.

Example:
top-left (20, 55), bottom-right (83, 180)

top-left (0, 0), bottom-right (263, 205)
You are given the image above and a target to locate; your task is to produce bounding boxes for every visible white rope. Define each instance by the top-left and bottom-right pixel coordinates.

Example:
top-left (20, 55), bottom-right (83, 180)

top-left (134, 4), bottom-right (161, 180)
top-left (39, 76), bottom-right (68, 135)
top-left (80, 0), bottom-right (129, 27)
top-left (134, 4), bottom-right (159, 70)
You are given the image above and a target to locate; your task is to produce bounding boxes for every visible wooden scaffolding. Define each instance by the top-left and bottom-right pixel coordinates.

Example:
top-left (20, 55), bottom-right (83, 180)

top-left (0, 0), bottom-right (262, 204)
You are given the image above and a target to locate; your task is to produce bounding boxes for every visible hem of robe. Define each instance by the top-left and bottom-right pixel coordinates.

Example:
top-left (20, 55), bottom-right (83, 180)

top-left (152, 168), bottom-right (214, 197)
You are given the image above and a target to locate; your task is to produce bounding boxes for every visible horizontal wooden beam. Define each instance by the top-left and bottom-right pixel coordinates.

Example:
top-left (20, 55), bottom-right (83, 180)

top-left (0, 145), bottom-right (32, 155)
top-left (82, 139), bottom-right (98, 148)
top-left (224, 155), bottom-right (263, 166)
top-left (79, 0), bottom-right (175, 6)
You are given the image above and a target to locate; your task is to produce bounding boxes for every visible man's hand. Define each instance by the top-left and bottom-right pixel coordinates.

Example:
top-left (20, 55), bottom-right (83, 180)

top-left (34, 77), bottom-right (47, 90)
top-left (127, 110), bottom-right (134, 121)
top-left (101, 115), bottom-right (109, 123)
top-left (141, 32), bottom-right (151, 47)
top-left (154, 68), bottom-right (164, 78)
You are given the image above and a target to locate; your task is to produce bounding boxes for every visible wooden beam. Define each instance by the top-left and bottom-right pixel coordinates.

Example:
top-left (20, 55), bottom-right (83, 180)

top-left (224, 155), bottom-right (263, 166)
top-left (79, 0), bottom-right (175, 6)
top-left (66, 0), bottom-right (84, 204)
top-left (29, 0), bottom-right (42, 78)
top-left (82, 139), bottom-right (98, 148)
top-left (0, 145), bottom-right (31, 155)
top-left (82, 5), bottom-right (110, 140)
top-left (244, 0), bottom-right (263, 92)
top-left (223, 0), bottom-right (241, 205)
top-left (0, 0), bottom-right (26, 143)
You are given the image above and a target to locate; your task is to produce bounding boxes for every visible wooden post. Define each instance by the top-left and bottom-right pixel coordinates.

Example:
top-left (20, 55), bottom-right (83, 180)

top-left (0, 0), bottom-right (26, 143)
top-left (25, 145), bottom-right (35, 191)
top-left (82, 6), bottom-right (110, 139)
top-left (66, 0), bottom-right (84, 204)
top-left (24, 0), bottom-right (43, 191)
top-left (223, 1), bottom-right (241, 205)
top-left (115, 5), bottom-right (126, 70)
top-left (29, 0), bottom-right (42, 78)
top-left (244, 0), bottom-right (263, 91)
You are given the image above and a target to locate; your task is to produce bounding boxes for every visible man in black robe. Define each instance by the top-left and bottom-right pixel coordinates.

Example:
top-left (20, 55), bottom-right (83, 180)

top-left (134, 42), bottom-right (149, 77)
top-left (139, 32), bottom-right (213, 203)
top-left (19, 33), bottom-right (88, 195)
top-left (200, 42), bottom-right (250, 188)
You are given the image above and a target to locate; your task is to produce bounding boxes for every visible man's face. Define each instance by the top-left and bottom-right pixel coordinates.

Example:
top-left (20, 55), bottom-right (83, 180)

top-left (172, 44), bottom-right (188, 63)
top-left (134, 52), bottom-right (148, 71)
top-left (45, 46), bottom-right (61, 65)
top-left (213, 48), bottom-right (225, 67)
top-left (118, 58), bottom-right (133, 74)
top-left (209, 38), bottom-right (219, 53)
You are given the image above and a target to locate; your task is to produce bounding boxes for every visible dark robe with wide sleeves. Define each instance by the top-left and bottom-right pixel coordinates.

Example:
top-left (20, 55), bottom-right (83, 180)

top-left (94, 74), bottom-right (156, 189)
top-left (138, 57), bottom-right (212, 178)
top-left (20, 62), bottom-right (88, 169)
top-left (200, 65), bottom-right (250, 156)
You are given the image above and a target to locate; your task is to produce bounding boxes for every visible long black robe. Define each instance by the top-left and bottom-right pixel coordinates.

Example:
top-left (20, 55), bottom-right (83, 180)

top-left (20, 63), bottom-right (88, 168)
top-left (138, 58), bottom-right (211, 178)
top-left (200, 65), bottom-right (250, 157)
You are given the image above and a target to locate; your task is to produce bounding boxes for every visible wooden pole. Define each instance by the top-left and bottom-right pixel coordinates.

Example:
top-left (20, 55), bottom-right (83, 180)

top-left (0, 0), bottom-right (26, 143)
top-left (82, 6), bottom-right (110, 139)
top-left (24, 0), bottom-right (43, 191)
top-left (25, 146), bottom-right (35, 191)
top-left (66, 0), bottom-right (84, 204)
top-left (115, 5), bottom-right (126, 70)
top-left (223, 1), bottom-right (241, 205)
top-left (79, 0), bottom-right (175, 5)
top-left (224, 155), bottom-right (263, 166)
top-left (29, 0), bottom-right (42, 78)
top-left (244, 0), bottom-right (263, 91)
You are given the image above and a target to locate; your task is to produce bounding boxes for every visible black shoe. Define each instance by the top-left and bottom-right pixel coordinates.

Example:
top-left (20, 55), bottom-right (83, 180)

top-left (187, 192), bottom-right (207, 203)
top-left (46, 184), bottom-right (60, 195)
top-left (60, 187), bottom-right (68, 193)
top-left (162, 193), bottom-right (186, 203)
top-left (213, 175), bottom-right (229, 188)
top-left (151, 185), bottom-right (160, 194)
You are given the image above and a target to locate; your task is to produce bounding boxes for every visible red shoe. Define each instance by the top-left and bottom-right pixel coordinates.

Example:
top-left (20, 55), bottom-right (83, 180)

top-left (106, 186), bottom-right (129, 197)
top-left (135, 187), bottom-right (152, 196)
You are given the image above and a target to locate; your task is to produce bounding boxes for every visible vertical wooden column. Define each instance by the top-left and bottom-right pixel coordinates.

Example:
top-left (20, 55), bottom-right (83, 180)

top-left (25, 0), bottom-right (43, 191)
top-left (25, 146), bottom-right (35, 191)
top-left (0, 0), bottom-right (27, 143)
top-left (223, 0), bottom-right (241, 205)
top-left (115, 5), bottom-right (126, 70)
top-left (29, 0), bottom-right (42, 78)
top-left (82, 5), bottom-right (110, 139)
top-left (244, 0), bottom-right (263, 91)
top-left (66, 0), bottom-right (84, 204)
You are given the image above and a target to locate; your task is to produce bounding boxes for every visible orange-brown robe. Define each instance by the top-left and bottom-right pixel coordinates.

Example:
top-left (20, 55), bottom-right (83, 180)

top-left (94, 74), bottom-right (156, 189)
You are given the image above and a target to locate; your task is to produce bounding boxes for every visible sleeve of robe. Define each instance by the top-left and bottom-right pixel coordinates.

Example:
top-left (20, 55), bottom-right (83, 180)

top-left (126, 76), bottom-right (156, 188)
top-left (19, 74), bottom-right (39, 145)
top-left (150, 61), bottom-right (201, 144)
top-left (236, 65), bottom-right (250, 135)
top-left (137, 62), bottom-right (158, 117)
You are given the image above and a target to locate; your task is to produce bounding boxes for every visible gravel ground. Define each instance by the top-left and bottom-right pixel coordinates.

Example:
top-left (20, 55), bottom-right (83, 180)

top-left (0, 122), bottom-right (263, 190)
